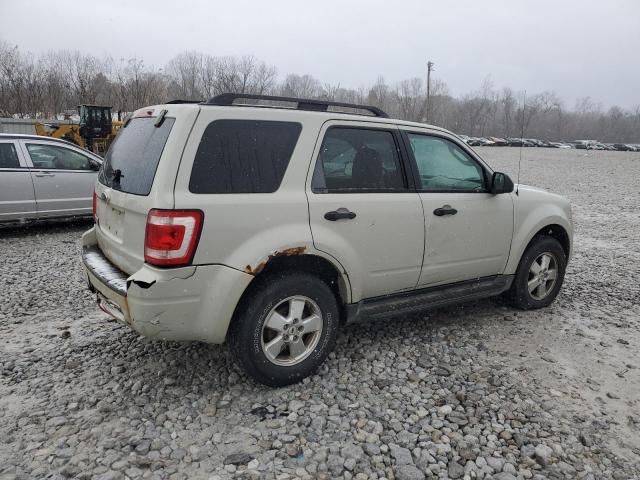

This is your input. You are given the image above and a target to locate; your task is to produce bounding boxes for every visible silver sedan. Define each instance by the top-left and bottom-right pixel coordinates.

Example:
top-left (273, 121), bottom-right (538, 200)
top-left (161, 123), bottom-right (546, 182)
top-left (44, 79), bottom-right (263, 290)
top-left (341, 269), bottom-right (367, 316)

top-left (0, 134), bottom-right (102, 223)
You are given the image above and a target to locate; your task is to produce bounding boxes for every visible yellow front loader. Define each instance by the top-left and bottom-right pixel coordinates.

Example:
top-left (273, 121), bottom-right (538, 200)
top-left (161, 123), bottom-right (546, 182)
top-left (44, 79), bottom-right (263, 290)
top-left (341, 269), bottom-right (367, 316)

top-left (35, 105), bottom-right (122, 155)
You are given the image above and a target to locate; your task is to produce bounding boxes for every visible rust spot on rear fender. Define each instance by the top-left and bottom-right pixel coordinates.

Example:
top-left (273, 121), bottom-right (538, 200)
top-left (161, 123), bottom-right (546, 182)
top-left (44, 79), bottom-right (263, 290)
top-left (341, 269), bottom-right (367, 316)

top-left (276, 246), bottom-right (306, 257)
top-left (244, 246), bottom-right (307, 276)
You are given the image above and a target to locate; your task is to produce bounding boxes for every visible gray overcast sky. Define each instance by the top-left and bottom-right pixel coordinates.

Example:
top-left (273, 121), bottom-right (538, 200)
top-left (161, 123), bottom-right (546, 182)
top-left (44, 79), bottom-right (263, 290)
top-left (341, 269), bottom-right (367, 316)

top-left (2, 0), bottom-right (639, 109)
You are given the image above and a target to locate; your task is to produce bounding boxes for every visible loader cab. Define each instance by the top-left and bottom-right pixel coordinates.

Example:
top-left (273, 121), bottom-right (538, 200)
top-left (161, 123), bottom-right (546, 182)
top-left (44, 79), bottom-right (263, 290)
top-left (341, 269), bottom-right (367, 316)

top-left (79, 105), bottom-right (112, 142)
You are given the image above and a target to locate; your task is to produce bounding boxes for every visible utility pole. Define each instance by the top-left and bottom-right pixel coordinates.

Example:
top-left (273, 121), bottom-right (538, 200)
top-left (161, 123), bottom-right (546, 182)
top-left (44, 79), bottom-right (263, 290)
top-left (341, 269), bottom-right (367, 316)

top-left (426, 61), bottom-right (435, 123)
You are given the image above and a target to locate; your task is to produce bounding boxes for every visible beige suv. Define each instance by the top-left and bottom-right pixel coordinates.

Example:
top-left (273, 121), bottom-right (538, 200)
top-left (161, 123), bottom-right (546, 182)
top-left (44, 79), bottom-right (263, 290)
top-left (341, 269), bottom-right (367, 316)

top-left (82, 93), bottom-right (573, 386)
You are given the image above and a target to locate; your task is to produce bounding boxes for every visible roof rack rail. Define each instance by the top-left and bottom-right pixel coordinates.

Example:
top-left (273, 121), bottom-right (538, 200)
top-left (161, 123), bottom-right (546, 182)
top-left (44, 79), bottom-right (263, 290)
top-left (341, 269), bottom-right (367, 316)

top-left (206, 93), bottom-right (388, 118)
top-left (166, 99), bottom-right (203, 104)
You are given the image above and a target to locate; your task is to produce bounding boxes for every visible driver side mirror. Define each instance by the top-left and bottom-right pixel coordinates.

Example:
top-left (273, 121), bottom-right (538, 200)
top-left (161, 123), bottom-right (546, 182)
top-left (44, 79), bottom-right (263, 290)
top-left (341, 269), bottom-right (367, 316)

top-left (490, 172), bottom-right (514, 194)
top-left (89, 160), bottom-right (101, 172)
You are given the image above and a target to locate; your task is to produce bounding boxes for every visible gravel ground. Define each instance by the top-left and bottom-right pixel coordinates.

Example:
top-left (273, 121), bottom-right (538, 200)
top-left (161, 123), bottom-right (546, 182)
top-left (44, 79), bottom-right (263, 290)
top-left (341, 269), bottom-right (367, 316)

top-left (1, 148), bottom-right (639, 480)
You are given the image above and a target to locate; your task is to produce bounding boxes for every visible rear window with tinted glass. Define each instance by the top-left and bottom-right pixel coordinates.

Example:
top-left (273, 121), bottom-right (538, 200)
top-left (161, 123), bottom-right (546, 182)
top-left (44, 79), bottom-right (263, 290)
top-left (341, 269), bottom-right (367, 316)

top-left (99, 117), bottom-right (174, 195)
top-left (189, 120), bottom-right (301, 194)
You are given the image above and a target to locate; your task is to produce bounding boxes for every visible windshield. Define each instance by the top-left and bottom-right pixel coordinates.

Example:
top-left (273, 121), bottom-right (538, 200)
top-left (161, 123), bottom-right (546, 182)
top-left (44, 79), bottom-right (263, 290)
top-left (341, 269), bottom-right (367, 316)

top-left (99, 117), bottom-right (174, 195)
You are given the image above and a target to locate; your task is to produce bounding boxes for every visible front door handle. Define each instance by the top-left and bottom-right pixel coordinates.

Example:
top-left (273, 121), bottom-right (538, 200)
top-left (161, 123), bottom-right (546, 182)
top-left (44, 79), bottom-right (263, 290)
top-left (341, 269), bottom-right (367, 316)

top-left (34, 172), bottom-right (55, 177)
top-left (433, 205), bottom-right (458, 216)
top-left (324, 208), bottom-right (357, 221)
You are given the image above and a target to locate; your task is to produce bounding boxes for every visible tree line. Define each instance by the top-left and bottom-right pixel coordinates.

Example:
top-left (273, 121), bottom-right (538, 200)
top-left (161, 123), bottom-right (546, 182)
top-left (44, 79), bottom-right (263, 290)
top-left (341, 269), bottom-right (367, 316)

top-left (1, 40), bottom-right (638, 142)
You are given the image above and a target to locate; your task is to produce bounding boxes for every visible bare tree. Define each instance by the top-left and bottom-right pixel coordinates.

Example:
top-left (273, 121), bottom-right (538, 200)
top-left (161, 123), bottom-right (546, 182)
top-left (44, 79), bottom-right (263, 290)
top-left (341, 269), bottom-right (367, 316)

top-left (367, 76), bottom-right (390, 111)
top-left (58, 51), bottom-right (103, 104)
top-left (1, 41), bottom-right (638, 142)
top-left (280, 74), bottom-right (322, 98)
top-left (500, 87), bottom-right (516, 137)
top-left (166, 51), bottom-right (202, 100)
top-left (425, 78), bottom-right (450, 126)
top-left (0, 41), bottom-right (28, 116)
top-left (395, 78), bottom-right (425, 122)
top-left (251, 60), bottom-right (277, 95)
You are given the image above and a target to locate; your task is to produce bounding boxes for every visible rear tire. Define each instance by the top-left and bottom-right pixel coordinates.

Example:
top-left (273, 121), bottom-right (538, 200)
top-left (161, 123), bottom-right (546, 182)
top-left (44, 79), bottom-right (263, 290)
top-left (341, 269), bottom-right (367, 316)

top-left (228, 272), bottom-right (339, 387)
top-left (507, 235), bottom-right (567, 310)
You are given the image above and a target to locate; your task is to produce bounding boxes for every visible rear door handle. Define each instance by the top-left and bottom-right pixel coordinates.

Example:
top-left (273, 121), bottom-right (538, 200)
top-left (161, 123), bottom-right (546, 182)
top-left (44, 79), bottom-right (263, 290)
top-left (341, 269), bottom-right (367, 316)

top-left (324, 208), bottom-right (357, 221)
top-left (433, 205), bottom-right (458, 216)
top-left (34, 172), bottom-right (55, 177)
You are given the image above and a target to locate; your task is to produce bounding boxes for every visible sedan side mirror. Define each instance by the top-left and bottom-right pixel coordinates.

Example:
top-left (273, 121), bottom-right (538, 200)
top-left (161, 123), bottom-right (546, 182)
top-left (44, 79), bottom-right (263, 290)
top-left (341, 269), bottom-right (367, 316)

top-left (490, 172), bottom-right (514, 194)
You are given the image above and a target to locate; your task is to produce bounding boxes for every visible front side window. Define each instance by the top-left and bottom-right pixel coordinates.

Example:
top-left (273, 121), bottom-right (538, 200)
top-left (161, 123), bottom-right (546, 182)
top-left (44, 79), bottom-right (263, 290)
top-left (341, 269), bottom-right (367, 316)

top-left (406, 133), bottom-right (486, 192)
top-left (26, 144), bottom-right (97, 171)
top-left (0, 143), bottom-right (20, 168)
top-left (312, 127), bottom-right (405, 193)
top-left (189, 120), bottom-right (301, 194)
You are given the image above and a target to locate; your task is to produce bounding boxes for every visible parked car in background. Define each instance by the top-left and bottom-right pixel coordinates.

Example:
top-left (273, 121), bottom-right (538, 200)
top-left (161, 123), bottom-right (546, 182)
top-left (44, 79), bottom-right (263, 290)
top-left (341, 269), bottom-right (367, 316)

top-left (457, 136), bottom-right (637, 151)
top-left (0, 134), bottom-right (102, 223)
top-left (613, 143), bottom-right (632, 151)
top-left (507, 138), bottom-right (537, 147)
top-left (81, 94), bottom-right (573, 386)
top-left (466, 137), bottom-right (483, 146)
top-left (487, 137), bottom-right (508, 146)
top-left (574, 140), bottom-right (600, 150)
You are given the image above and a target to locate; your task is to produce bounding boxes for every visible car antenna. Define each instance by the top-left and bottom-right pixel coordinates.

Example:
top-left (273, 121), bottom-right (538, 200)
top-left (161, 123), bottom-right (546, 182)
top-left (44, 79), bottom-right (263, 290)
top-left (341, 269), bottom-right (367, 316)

top-left (516, 90), bottom-right (526, 196)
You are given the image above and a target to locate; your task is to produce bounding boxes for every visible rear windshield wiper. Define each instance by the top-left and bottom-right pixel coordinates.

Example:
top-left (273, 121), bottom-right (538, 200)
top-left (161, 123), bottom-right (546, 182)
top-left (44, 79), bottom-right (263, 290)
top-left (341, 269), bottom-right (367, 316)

top-left (112, 169), bottom-right (124, 183)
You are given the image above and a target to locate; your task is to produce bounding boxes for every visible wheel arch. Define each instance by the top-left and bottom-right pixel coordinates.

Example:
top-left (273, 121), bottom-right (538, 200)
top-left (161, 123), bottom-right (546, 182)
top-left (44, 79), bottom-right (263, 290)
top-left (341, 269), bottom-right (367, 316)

top-left (530, 224), bottom-right (571, 258)
top-left (506, 220), bottom-right (572, 275)
top-left (226, 253), bottom-right (352, 341)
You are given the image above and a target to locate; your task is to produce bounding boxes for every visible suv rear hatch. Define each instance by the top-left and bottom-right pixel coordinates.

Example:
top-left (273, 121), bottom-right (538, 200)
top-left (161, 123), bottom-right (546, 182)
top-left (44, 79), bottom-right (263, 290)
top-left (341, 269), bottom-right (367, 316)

top-left (94, 105), bottom-right (200, 274)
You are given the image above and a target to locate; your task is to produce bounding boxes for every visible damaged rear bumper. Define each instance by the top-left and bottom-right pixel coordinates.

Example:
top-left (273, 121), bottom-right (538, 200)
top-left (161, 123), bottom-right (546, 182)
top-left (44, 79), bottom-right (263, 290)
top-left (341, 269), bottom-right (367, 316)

top-left (81, 227), bottom-right (253, 344)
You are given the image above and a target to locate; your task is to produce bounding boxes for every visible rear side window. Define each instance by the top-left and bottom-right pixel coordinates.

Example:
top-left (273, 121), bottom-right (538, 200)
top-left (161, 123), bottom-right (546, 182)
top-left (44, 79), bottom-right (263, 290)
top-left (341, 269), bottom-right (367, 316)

top-left (99, 117), bottom-right (175, 195)
top-left (189, 120), bottom-right (301, 194)
top-left (0, 144), bottom-right (20, 168)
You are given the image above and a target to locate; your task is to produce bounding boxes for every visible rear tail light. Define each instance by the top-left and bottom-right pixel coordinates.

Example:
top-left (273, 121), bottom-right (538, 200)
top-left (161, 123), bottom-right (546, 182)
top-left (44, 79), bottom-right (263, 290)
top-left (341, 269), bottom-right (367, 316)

top-left (144, 209), bottom-right (203, 267)
top-left (92, 191), bottom-right (97, 221)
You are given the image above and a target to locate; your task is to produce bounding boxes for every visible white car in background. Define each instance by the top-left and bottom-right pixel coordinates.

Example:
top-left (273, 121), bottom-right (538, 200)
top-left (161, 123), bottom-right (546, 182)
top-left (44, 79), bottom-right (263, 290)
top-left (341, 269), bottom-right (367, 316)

top-left (0, 134), bottom-right (102, 223)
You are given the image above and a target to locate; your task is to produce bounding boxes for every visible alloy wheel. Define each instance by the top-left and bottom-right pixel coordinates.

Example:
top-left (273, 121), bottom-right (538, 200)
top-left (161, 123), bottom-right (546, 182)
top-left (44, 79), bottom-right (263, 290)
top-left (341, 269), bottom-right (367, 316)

top-left (527, 252), bottom-right (559, 300)
top-left (261, 296), bottom-right (323, 366)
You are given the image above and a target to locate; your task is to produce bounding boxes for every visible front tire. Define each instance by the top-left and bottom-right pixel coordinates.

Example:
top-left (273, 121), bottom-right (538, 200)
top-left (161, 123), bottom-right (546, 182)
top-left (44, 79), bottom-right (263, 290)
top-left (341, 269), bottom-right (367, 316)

top-left (229, 272), bottom-right (339, 387)
top-left (507, 235), bottom-right (567, 310)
